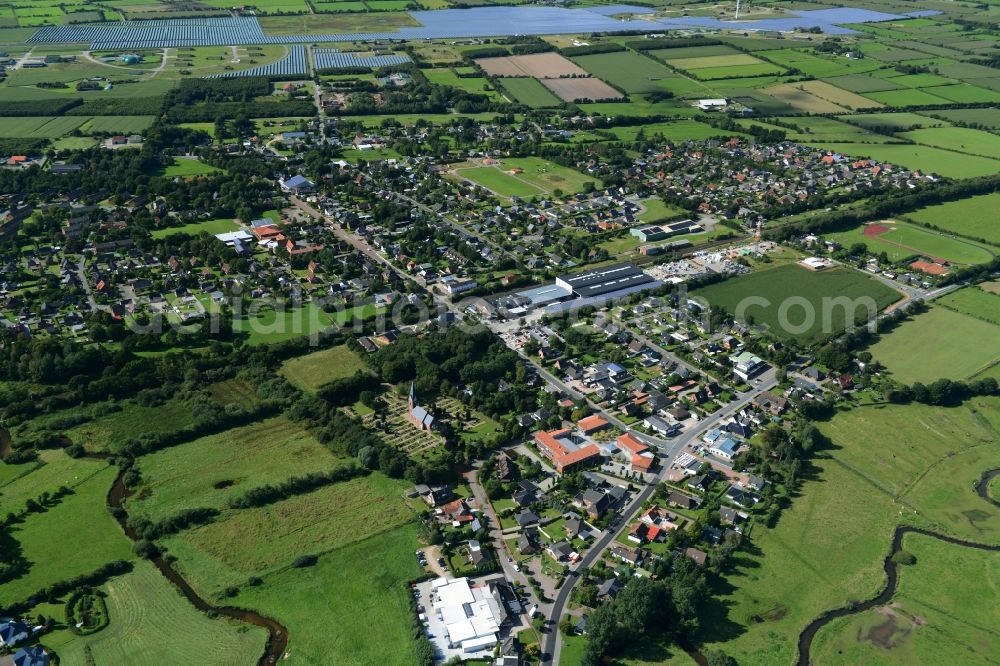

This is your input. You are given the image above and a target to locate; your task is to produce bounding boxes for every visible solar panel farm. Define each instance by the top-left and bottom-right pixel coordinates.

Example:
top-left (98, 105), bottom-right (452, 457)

top-left (2, 2), bottom-right (1000, 666)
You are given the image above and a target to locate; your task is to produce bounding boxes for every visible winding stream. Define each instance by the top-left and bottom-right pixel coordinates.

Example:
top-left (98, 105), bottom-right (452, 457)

top-left (795, 469), bottom-right (1000, 666)
top-left (106, 466), bottom-right (289, 664)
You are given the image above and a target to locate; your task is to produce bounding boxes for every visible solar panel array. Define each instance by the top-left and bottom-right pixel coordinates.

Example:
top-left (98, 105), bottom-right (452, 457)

top-left (205, 44), bottom-right (307, 78)
top-left (313, 49), bottom-right (411, 70)
top-left (26, 6), bottom-right (924, 48)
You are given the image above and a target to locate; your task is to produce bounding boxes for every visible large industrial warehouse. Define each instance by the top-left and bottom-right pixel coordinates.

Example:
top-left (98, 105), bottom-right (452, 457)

top-left (554, 263), bottom-right (657, 299)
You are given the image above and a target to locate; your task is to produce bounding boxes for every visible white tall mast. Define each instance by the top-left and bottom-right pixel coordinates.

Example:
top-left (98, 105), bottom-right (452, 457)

top-left (735, 0), bottom-right (742, 20)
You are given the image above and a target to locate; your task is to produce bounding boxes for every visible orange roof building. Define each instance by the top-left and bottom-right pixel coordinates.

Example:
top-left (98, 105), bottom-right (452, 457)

top-left (534, 428), bottom-right (601, 475)
top-left (631, 454), bottom-right (655, 473)
top-left (577, 414), bottom-right (610, 434)
top-left (617, 433), bottom-right (648, 456)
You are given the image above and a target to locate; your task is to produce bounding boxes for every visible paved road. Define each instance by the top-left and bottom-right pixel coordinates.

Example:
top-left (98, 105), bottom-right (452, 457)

top-left (76, 255), bottom-right (106, 313)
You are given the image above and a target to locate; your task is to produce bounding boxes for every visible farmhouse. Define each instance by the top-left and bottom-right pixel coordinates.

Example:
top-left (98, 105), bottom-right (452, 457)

top-left (697, 98), bottom-right (728, 111)
top-left (533, 428), bottom-right (602, 475)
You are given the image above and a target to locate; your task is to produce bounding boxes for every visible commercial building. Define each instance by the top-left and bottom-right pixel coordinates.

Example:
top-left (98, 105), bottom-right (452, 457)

top-left (630, 219), bottom-right (701, 242)
top-left (731, 351), bottom-right (766, 381)
top-left (431, 577), bottom-right (507, 654)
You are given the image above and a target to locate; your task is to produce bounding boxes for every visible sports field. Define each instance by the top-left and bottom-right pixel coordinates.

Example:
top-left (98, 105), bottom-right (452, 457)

top-left (279, 345), bottom-right (369, 390)
top-left (869, 305), bottom-right (1000, 383)
top-left (456, 157), bottom-right (596, 197)
top-left (42, 560), bottom-right (267, 664)
top-left (232, 523), bottom-right (424, 666)
top-left (825, 221), bottom-right (996, 265)
top-left (698, 397), bottom-right (1000, 665)
top-left (127, 416), bottom-right (346, 523)
top-left (810, 533), bottom-right (1000, 665)
top-left (906, 193), bottom-right (1000, 244)
top-left (692, 264), bottom-right (901, 345)
top-left (456, 165), bottom-right (543, 198)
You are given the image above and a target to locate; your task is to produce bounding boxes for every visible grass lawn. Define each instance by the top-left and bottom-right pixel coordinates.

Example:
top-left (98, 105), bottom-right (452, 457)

top-left (127, 416), bottom-right (346, 524)
top-left (906, 192), bottom-right (1000, 245)
top-left (151, 217), bottom-right (239, 239)
top-left (637, 197), bottom-right (688, 223)
top-left (809, 532), bottom-right (1000, 665)
top-left (163, 472), bottom-right (417, 596)
top-left (232, 523), bottom-right (424, 665)
top-left (869, 306), bottom-right (1000, 383)
top-left (803, 142), bottom-right (1000, 179)
top-left (279, 344), bottom-right (369, 391)
top-left (155, 156), bottom-right (223, 178)
top-left (824, 221), bottom-right (995, 265)
top-left (692, 264), bottom-right (901, 345)
top-left (43, 560), bottom-right (267, 664)
top-left (0, 465), bottom-right (133, 608)
top-left (233, 303), bottom-right (338, 345)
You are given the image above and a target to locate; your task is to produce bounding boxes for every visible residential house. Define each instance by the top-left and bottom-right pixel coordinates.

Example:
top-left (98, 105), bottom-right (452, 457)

top-left (597, 578), bottom-right (623, 602)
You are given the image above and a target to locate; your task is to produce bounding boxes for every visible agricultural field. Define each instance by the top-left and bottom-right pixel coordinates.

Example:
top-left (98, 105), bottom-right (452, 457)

top-left (421, 68), bottom-right (502, 99)
top-left (0, 116), bottom-right (86, 138)
top-left (928, 107), bottom-right (1000, 128)
top-left (572, 51), bottom-right (701, 95)
top-left (126, 416), bottom-right (346, 524)
top-left (541, 77), bottom-right (622, 102)
top-left (233, 303), bottom-right (340, 345)
top-left (497, 77), bottom-right (562, 108)
top-left (475, 52), bottom-right (585, 78)
top-left (0, 465), bottom-right (132, 608)
top-left (837, 111), bottom-right (950, 130)
top-left (935, 286), bottom-right (1000, 326)
top-left (162, 472), bottom-right (417, 595)
top-left (42, 560), bottom-right (268, 665)
top-left (607, 119), bottom-right (744, 142)
top-left (759, 48), bottom-right (884, 78)
top-left (692, 264), bottom-right (901, 345)
top-left (824, 221), bottom-right (996, 265)
top-left (0, 448), bottom-right (106, 516)
top-left (765, 80), bottom-right (881, 112)
top-left (279, 344), bottom-right (369, 391)
top-left (667, 53), bottom-right (785, 80)
top-left (232, 523), bottom-right (425, 666)
top-left (898, 127), bottom-right (1000, 160)
top-left (804, 143), bottom-right (1000, 179)
top-left (78, 115), bottom-right (155, 134)
top-left (698, 397), bottom-right (1000, 665)
top-left (906, 192), bottom-right (1000, 244)
top-left (869, 306), bottom-right (1000, 383)
top-left (809, 533), bottom-right (1000, 666)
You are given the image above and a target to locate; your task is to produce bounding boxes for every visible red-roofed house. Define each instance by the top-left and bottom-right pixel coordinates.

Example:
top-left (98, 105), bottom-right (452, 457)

top-left (617, 433), bottom-right (648, 456)
top-left (577, 414), bottom-right (610, 435)
top-left (631, 454), bottom-right (655, 473)
top-left (534, 428), bottom-right (602, 475)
